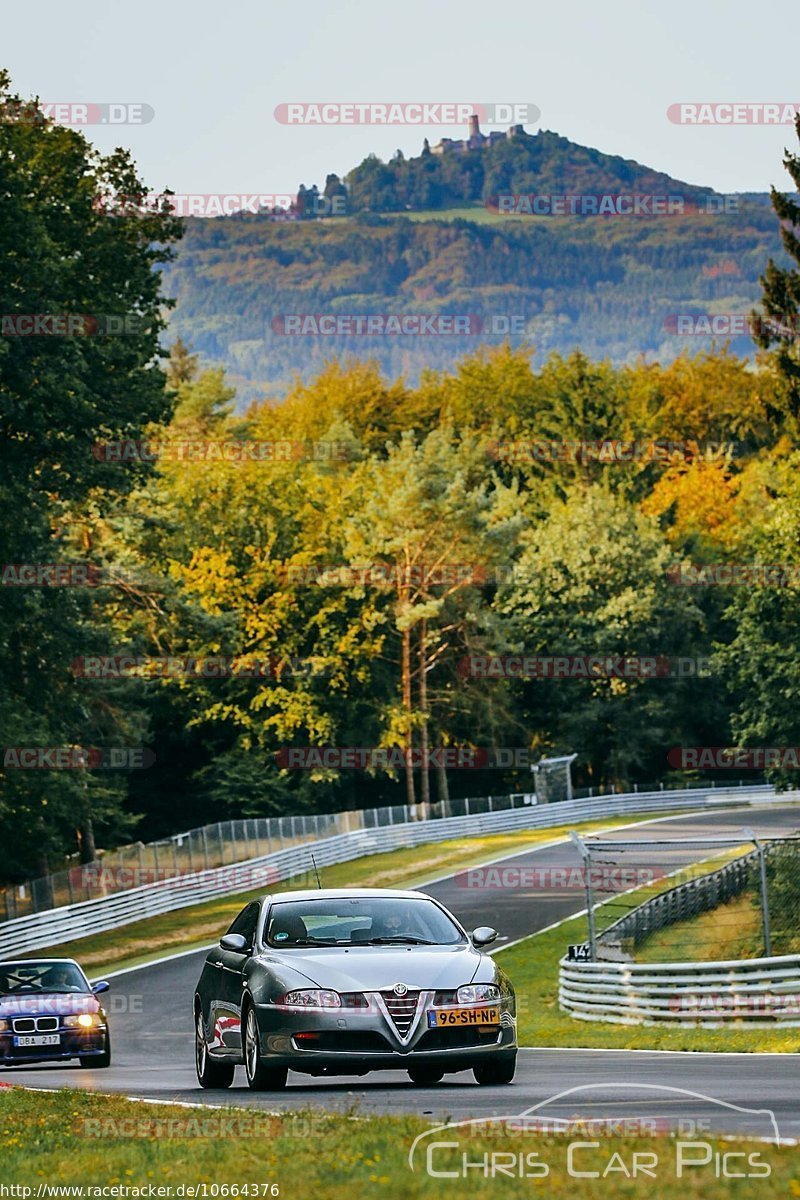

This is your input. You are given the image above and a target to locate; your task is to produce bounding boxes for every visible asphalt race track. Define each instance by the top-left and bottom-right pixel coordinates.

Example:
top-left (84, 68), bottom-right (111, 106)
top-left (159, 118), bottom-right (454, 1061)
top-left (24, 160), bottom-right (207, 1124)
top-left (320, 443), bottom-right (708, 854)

top-left (5, 803), bottom-right (800, 1139)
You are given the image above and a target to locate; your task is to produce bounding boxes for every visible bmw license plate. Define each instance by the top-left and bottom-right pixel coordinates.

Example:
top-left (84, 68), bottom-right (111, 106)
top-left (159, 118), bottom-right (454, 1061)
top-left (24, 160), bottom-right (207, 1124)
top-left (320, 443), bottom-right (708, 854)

top-left (427, 1006), bottom-right (500, 1028)
top-left (13, 1034), bottom-right (60, 1047)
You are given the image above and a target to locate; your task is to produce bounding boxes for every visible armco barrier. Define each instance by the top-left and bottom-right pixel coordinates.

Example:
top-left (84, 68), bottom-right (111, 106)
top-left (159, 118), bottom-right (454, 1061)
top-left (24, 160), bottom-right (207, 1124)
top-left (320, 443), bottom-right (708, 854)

top-left (559, 954), bottom-right (800, 1027)
top-left (0, 784), bottom-right (792, 956)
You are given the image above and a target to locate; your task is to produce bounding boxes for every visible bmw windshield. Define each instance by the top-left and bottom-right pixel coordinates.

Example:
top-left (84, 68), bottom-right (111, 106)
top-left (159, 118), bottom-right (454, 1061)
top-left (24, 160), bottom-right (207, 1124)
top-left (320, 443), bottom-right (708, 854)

top-left (0, 962), bottom-right (89, 994)
top-left (265, 897), bottom-right (466, 947)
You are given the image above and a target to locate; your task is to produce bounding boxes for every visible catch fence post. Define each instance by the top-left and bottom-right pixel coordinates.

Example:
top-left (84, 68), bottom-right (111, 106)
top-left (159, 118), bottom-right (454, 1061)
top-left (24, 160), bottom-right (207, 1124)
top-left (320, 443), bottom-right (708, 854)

top-left (569, 831), bottom-right (597, 961)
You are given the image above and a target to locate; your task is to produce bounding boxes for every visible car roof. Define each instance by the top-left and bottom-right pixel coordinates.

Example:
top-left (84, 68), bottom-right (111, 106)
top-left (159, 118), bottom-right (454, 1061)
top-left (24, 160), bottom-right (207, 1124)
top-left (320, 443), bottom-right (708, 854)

top-left (264, 887), bottom-right (427, 902)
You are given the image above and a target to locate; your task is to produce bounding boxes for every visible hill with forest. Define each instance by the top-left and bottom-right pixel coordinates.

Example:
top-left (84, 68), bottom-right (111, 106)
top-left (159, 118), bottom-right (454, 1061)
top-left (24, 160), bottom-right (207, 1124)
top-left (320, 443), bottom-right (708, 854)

top-left (158, 127), bottom-right (787, 402)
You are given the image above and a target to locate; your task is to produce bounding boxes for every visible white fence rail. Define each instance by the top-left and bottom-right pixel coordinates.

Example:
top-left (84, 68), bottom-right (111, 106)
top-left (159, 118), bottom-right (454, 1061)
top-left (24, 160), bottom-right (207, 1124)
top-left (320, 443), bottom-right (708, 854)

top-left (559, 954), bottom-right (800, 1027)
top-left (0, 783), bottom-right (789, 957)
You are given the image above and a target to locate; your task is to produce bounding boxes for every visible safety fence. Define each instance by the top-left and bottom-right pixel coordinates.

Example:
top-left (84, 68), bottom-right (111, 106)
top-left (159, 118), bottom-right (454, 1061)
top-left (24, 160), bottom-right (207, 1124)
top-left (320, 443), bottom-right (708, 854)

top-left (559, 953), bottom-right (800, 1026)
top-left (596, 847), bottom-right (760, 950)
top-left (0, 783), bottom-right (787, 956)
top-left (1, 777), bottom-right (771, 921)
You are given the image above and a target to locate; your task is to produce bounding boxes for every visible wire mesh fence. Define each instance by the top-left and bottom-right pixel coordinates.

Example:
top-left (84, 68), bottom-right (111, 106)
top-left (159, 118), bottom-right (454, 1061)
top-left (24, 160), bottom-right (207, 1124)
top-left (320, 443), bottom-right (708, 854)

top-left (569, 834), bottom-right (800, 962)
top-left (0, 793), bottom-right (534, 921)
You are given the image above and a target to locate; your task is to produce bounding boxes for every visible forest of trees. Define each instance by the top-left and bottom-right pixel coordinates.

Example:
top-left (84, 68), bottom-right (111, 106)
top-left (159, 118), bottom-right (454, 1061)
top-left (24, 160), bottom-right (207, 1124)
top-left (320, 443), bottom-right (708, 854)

top-left (2, 65), bottom-right (800, 886)
top-left (341, 128), bottom-right (715, 213)
top-left (162, 196), bottom-right (783, 401)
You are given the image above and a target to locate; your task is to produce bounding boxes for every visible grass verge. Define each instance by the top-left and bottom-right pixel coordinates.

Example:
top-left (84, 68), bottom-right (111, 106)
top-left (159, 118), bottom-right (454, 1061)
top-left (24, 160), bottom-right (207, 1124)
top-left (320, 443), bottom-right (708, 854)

top-left (23, 812), bottom-right (688, 975)
top-left (636, 892), bottom-right (800, 963)
top-left (0, 1087), bottom-right (795, 1197)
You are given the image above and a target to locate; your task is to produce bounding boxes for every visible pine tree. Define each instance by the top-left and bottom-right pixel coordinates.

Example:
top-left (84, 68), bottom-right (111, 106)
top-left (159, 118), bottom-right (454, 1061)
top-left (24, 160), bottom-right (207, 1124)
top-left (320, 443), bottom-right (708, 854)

top-left (753, 114), bottom-right (800, 417)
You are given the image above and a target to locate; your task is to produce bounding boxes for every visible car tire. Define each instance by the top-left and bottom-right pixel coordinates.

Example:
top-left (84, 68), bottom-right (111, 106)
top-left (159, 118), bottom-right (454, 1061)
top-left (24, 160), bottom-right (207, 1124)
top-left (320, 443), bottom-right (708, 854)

top-left (195, 1009), bottom-right (234, 1089)
top-left (407, 1065), bottom-right (445, 1085)
top-left (473, 1052), bottom-right (517, 1086)
top-left (244, 1003), bottom-right (287, 1091)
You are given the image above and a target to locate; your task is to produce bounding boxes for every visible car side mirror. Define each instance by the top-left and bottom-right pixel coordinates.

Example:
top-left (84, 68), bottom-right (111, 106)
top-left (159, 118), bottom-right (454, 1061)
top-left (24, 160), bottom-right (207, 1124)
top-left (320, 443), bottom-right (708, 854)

top-left (91, 980), bottom-right (110, 994)
top-left (471, 926), bottom-right (498, 947)
top-left (220, 933), bottom-right (250, 954)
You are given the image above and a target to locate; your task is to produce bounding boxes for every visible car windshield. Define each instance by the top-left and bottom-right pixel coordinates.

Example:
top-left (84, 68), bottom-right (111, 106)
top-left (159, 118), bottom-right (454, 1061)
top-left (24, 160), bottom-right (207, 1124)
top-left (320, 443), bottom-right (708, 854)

top-left (0, 963), bottom-right (88, 994)
top-left (265, 897), bottom-right (465, 948)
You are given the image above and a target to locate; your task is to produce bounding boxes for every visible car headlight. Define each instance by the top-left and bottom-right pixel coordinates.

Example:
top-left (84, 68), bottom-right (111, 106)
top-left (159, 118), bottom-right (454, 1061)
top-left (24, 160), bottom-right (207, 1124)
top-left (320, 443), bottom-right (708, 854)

top-left (63, 1013), bottom-right (101, 1028)
top-left (0, 1019), bottom-right (9, 1032)
top-left (457, 984), bottom-right (501, 1004)
top-left (277, 989), bottom-right (341, 1009)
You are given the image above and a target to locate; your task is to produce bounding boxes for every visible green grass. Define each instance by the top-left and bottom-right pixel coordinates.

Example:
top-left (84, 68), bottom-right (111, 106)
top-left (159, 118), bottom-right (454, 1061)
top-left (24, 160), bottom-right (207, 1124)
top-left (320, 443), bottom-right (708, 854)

top-left (26, 812), bottom-right (685, 975)
top-left (0, 1088), bottom-right (796, 1197)
top-left (636, 891), bottom-right (800, 963)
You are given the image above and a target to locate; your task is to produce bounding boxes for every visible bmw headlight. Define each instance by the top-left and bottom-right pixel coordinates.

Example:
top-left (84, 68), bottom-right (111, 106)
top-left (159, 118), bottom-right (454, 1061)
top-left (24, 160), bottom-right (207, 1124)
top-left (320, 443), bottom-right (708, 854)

top-left (277, 989), bottom-right (341, 1009)
top-left (457, 984), bottom-right (501, 1004)
top-left (63, 1013), bottom-right (102, 1028)
top-left (0, 1019), bottom-right (9, 1031)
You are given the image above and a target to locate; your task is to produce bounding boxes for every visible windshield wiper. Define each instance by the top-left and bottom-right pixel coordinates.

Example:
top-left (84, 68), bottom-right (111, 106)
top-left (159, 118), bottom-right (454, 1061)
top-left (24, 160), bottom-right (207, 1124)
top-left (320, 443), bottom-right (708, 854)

top-left (273, 936), bottom-right (337, 946)
top-left (363, 935), bottom-right (437, 945)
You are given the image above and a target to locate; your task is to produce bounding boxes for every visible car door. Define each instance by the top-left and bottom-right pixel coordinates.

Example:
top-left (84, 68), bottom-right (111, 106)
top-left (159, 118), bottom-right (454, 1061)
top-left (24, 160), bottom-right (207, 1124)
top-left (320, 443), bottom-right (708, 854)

top-left (214, 901), bottom-right (261, 1055)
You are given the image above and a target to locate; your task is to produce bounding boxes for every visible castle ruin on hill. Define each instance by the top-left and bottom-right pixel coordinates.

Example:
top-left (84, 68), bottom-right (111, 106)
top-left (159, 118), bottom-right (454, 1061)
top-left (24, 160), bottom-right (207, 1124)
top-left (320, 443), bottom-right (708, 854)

top-left (431, 113), bottom-right (526, 155)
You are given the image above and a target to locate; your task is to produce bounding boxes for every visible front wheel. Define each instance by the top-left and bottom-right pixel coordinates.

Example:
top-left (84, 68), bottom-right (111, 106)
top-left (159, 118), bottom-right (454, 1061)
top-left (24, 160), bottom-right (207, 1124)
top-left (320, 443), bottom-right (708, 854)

top-left (195, 1010), bottom-right (234, 1089)
top-left (473, 1053), bottom-right (517, 1086)
top-left (244, 1005), bottom-right (287, 1091)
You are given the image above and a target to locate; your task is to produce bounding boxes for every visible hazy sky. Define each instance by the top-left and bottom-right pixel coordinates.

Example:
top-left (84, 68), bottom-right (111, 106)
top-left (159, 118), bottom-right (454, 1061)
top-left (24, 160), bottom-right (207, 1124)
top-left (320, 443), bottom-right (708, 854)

top-left (4, 0), bottom-right (799, 198)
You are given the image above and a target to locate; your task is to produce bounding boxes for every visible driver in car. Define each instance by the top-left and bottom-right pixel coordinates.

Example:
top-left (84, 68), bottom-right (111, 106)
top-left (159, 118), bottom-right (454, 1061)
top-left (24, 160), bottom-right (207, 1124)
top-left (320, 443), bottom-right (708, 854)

top-left (370, 905), bottom-right (420, 939)
top-left (43, 966), bottom-right (80, 991)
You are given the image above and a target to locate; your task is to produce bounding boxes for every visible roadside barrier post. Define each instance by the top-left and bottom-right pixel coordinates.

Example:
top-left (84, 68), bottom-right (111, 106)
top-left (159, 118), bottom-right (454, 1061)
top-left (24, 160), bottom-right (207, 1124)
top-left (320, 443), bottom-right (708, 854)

top-left (569, 830), bottom-right (597, 961)
top-left (744, 826), bottom-right (772, 956)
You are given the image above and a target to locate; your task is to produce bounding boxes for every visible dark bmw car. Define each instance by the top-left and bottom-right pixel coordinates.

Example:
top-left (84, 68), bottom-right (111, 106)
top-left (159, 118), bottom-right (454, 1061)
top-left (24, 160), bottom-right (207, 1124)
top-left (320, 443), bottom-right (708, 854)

top-left (0, 959), bottom-right (111, 1069)
top-left (194, 887), bottom-right (517, 1090)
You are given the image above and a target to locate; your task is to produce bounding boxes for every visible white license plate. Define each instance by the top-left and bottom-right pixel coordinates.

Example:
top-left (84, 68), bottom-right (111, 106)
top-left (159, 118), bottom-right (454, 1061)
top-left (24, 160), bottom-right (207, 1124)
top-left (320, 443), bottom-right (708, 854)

top-left (13, 1034), bottom-right (60, 1047)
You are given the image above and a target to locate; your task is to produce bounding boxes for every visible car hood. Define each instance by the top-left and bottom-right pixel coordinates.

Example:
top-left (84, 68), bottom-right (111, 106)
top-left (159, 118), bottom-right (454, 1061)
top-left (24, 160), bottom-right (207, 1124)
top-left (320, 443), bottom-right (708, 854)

top-left (0, 993), bottom-right (100, 1019)
top-left (254, 943), bottom-right (488, 993)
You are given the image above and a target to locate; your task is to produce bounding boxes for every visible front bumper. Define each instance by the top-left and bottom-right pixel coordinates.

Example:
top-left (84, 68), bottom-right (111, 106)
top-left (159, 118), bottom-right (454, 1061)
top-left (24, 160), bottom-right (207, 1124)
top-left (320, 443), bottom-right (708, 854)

top-left (252, 992), bottom-right (516, 1074)
top-left (0, 1029), bottom-right (107, 1066)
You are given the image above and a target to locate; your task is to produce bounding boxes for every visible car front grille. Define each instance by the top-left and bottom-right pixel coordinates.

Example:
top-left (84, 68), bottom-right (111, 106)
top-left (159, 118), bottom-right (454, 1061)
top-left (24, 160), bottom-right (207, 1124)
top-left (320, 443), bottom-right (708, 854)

top-left (12, 1017), bottom-right (59, 1033)
top-left (381, 991), bottom-right (419, 1037)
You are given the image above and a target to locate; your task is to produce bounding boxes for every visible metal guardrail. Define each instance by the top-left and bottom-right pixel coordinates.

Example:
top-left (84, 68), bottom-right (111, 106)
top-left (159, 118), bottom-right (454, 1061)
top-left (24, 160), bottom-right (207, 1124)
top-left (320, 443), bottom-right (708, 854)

top-left (559, 954), bottom-right (800, 1026)
top-left (3, 776), bottom-right (768, 920)
top-left (560, 831), bottom-right (800, 1026)
top-left (0, 783), bottom-right (787, 956)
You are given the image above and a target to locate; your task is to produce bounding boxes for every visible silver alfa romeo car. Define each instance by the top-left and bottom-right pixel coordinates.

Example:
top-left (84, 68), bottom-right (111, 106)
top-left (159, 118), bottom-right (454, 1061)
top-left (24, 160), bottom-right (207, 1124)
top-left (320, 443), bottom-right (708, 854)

top-left (193, 887), bottom-right (517, 1090)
